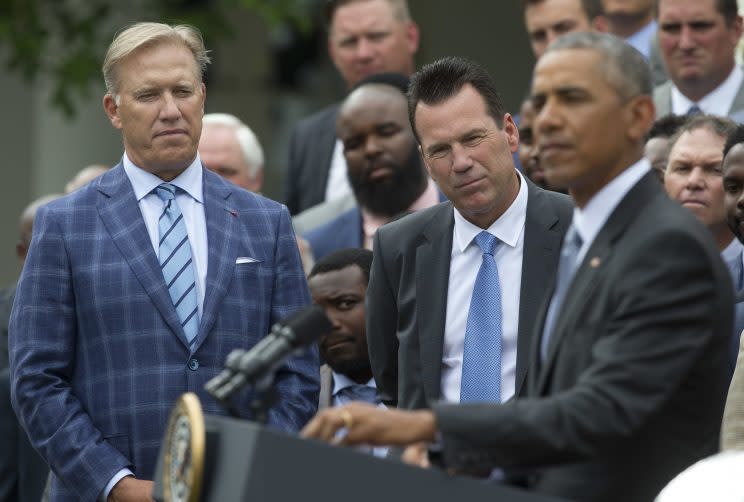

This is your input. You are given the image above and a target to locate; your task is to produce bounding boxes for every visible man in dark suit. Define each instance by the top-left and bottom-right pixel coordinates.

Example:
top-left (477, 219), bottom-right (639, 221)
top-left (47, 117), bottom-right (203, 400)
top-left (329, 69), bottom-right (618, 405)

top-left (10, 23), bottom-right (318, 502)
top-left (303, 74), bottom-right (442, 261)
top-left (303, 34), bottom-right (732, 502)
top-left (364, 57), bottom-right (571, 410)
top-left (285, 0), bottom-right (419, 215)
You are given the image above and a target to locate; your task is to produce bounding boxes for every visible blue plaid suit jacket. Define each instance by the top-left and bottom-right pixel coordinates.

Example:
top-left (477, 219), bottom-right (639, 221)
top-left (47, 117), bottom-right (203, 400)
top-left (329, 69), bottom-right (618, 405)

top-left (9, 164), bottom-right (319, 501)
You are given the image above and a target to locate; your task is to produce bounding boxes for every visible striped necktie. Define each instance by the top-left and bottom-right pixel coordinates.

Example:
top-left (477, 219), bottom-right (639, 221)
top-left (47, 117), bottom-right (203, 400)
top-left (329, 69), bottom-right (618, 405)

top-left (155, 183), bottom-right (199, 345)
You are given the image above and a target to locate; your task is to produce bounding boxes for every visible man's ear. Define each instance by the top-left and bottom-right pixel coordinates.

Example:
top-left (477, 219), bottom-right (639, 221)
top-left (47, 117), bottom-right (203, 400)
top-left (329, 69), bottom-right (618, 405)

top-left (103, 94), bottom-right (122, 130)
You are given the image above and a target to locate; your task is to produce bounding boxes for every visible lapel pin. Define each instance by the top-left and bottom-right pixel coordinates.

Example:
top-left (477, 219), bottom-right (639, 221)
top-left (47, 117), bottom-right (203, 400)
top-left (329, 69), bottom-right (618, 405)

top-left (590, 257), bottom-right (601, 268)
top-left (226, 208), bottom-right (238, 217)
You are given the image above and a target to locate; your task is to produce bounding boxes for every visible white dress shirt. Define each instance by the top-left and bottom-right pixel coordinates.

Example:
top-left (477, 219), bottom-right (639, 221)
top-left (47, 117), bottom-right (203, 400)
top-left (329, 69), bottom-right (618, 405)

top-left (324, 139), bottom-right (354, 203)
top-left (440, 171), bottom-right (528, 404)
top-left (572, 158), bottom-right (651, 263)
top-left (103, 153), bottom-right (208, 500)
top-left (626, 19), bottom-right (657, 60)
top-left (671, 65), bottom-right (744, 116)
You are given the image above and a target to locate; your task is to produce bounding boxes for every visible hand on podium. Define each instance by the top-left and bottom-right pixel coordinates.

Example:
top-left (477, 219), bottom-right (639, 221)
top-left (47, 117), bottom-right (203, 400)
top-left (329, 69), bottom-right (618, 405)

top-left (301, 402), bottom-right (438, 450)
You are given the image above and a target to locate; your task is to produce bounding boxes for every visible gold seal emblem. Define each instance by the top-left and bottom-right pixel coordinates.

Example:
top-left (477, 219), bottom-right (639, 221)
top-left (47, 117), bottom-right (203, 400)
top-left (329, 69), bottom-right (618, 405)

top-left (163, 392), bottom-right (205, 502)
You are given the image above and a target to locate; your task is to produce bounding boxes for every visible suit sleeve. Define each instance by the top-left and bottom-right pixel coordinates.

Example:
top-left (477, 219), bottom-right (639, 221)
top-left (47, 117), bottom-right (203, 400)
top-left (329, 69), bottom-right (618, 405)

top-left (9, 206), bottom-right (131, 502)
top-left (266, 206), bottom-right (320, 431)
top-left (367, 228), bottom-right (400, 406)
top-left (434, 228), bottom-right (730, 469)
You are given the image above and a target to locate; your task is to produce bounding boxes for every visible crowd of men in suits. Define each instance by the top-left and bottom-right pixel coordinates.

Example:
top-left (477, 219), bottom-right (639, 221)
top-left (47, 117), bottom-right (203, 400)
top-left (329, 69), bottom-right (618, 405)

top-left (4, 0), bottom-right (744, 501)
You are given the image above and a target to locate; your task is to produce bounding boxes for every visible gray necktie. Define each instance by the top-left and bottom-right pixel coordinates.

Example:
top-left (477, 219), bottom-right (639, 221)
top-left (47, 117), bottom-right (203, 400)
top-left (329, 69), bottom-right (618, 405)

top-left (541, 225), bottom-right (583, 362)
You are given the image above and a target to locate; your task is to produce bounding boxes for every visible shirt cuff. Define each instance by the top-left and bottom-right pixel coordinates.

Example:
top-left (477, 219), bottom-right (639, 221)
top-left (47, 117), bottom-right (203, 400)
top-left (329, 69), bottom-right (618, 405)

top-left (101, 468), bottom-right (134, 501)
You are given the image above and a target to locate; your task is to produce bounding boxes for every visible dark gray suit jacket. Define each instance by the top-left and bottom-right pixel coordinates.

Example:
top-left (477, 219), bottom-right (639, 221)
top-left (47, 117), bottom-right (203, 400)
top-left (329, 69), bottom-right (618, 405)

top-left (433, 172), bottom-right (733, 502)
top-left (285, 104), bottom-right (340, 215)
top-left (366, 179), bottom-right (572, 409)
top-left (653, 73), bottom-right (744, 118)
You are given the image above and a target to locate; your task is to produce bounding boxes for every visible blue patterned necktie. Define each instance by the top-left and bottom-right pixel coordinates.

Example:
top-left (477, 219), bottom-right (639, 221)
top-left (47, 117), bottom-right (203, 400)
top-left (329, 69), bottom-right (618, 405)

top-left (336, 384), bottom-right (380, 405)
top-left (460, 231), bottom-right (502, 403)
top-left (155, 183), bottom-right (199, 345)
top-left (541, 225), bottom-right (583, 362)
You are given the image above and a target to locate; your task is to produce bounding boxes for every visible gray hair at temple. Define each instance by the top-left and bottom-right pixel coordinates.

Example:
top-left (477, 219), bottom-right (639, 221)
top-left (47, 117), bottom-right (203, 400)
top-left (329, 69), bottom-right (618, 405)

top-left (543, 32), bottom-right (652, 100)
top-left (202, 113), bottom-right (265, 177)
top-left (102, 22), bottom-right (211, 98)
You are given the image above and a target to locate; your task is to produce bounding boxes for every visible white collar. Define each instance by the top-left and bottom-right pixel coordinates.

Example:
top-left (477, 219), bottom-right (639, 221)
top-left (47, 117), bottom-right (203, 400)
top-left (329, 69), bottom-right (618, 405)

top-left (572, 158), bottom-right (650, 261)
top-left (671, 65), bottom-right (744, 116)
top-left (122, 152), bottom-right (204, 203)
top-left (453, 170), bottom-right (528, 253)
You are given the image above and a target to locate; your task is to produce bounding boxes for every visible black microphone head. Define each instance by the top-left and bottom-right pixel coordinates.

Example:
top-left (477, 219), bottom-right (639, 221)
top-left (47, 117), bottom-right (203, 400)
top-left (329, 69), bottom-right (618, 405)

top-left (276, 305), bottom-right (333, 347)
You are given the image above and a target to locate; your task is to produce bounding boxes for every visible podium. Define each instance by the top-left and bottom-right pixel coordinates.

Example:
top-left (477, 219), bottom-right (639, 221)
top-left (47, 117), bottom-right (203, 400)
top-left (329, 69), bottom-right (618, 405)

top-left (153, 409), bottom-right (569, 502)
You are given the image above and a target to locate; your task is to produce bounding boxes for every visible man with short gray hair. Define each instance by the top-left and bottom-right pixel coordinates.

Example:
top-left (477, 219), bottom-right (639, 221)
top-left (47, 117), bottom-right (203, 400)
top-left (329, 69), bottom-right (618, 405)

top-left (200, 113), bottom-right (265, 192)
top-left (10, 22), bottom-right (318, 502)
top-left (303, 32), bottom-right (732, 502)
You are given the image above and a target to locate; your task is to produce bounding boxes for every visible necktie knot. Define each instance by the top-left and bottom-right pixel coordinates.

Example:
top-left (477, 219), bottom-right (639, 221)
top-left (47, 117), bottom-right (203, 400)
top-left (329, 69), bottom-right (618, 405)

top-left (474, 231), bottom-right (498, 256)
top-left (155, 183), bottom-right (177, 202)
top-left (686, 104), bottom-right (702, 116)
top-left (337, 384), bottom-right (379, 405)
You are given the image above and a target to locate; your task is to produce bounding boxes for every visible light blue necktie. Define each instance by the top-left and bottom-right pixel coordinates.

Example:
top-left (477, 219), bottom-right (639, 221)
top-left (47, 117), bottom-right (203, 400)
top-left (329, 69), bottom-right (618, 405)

top-left (541, 225), bottom-right (583, 362)
top-left (155, 183), bottom-right (199, 345)
top-left (460, 231), bottom-right (502, 403)
top-left (335, 384), bottom-right (380, 406)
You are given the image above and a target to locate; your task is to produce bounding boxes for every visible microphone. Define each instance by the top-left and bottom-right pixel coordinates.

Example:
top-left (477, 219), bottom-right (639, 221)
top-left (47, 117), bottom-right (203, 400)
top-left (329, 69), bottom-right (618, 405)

top-left (205, 305), bottom-right (332, 401)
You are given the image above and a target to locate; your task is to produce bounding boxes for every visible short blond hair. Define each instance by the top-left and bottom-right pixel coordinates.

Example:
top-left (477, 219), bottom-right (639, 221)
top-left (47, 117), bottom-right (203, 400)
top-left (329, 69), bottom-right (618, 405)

top-left (325, 0), bottom-right (411, 27)
top-left (102, 22), bottom-right (211, 96)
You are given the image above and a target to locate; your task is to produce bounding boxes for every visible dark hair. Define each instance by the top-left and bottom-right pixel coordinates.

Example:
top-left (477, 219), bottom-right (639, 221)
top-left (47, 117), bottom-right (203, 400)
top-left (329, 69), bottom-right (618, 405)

top-left (723, 124), bottom-right (744, 159)
top-left (308, 248), bottom-right (374, 283)
top-left (325, 0), bottom-right (411, 28)
top-left (668, 114), bottom-right (737, 153)
top-left (646, 114), bottom-right (689, 142)
top-left (655, 0), bottom-right (739, 25)
top-left (351, 72), bottom-right (410, 94)
top-left (407, 56), bottom-right (505, 144)
top-left (522, 0), bottom-right (604, 20)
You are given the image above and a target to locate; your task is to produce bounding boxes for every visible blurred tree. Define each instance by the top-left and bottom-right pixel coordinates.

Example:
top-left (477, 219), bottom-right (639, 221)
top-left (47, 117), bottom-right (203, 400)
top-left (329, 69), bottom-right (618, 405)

top-left (0, 0), bottom-right (315, 116)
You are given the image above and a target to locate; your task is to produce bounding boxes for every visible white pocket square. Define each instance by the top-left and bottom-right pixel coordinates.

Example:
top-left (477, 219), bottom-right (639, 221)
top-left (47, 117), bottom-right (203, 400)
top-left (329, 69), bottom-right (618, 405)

top-left (236, 257), bottom-right (259, 264)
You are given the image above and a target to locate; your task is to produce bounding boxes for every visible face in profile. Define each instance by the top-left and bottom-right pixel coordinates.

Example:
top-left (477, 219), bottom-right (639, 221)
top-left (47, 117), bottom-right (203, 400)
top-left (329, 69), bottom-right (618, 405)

top-left (723, 143), bottom-right (744, 243)
top-left (328, 0), bottom-right (419, 88)
top-left (309, 265), bottom-right (370, 378)
top-left (644, 136), bottom-right (671, 181)
top-left (664, 126), bottom-right (727, 230)
top-left (415, 84), bottom-right (520, 229)
top-left (531, 47), bottom-right (650, 205)
top-left (103, 42), bottom-right (206, 180)
top-left (518, 99), bottom-right (546, 188)
top-left (338, 85), bottom-right (425, 216)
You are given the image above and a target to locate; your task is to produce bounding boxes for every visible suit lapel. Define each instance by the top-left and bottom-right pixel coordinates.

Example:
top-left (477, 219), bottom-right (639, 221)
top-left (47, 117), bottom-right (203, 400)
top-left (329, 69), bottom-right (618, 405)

top-left (194, 170), bottom-right (239, 351)
top-left (416, 204), bottom-right (455, 402)
top-left (96, 164), bottom-right (190, 348)
top-left (536, 172), bottom-right (661, 392)
top-left (728, 79), bottom-right (744, 115)
top-left (517, 182), bottom-right (565, 396)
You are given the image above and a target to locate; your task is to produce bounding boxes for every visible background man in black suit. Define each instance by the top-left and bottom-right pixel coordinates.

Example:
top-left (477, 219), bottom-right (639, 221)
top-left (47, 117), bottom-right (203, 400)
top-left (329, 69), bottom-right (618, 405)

top-left (361, 57), bottom-right (572, 410)
top-left (285, 0), bottom-right (419, 216)
top-left (303, 33), bottom-right (733, 502)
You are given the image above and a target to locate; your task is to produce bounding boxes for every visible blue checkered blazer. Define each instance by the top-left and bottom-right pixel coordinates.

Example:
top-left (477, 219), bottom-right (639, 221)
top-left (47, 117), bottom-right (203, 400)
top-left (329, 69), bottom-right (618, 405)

top-left (9, 164), bottom-right (319, 501)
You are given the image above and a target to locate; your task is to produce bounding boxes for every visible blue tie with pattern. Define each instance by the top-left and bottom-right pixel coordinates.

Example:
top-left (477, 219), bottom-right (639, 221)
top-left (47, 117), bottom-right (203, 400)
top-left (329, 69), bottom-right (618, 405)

top-left (541, 225), bottom-right (583, 362)
top-left (686, 104), bottom-right (702, 116)
top-left (336, 384), bottom-right (380, 405)
top-left (460, 231), bottom-right (502, 403)
top-left (155, 183), bottom-right (199, 345)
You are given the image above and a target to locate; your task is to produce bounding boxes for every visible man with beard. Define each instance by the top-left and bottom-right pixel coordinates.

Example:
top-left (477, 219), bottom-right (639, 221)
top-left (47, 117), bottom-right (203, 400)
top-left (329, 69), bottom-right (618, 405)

top-left (303, 75), bottom-right (442, 261)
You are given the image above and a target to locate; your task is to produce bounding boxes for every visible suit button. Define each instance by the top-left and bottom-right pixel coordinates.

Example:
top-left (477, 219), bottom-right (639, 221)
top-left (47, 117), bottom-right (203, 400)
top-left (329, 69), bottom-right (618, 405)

top-left (188, 358), bottom-right (199, 371)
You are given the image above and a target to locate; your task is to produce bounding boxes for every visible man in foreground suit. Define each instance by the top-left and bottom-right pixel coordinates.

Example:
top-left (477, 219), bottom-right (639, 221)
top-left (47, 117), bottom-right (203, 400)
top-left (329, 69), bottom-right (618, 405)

top-left (10, 23), bottom-right (318, 502)
top-left (285, 0), bottom-right (419, 215)
top-left (303, 33), bottom-right (733, 502)
top-left (364, 57), bottom-right (572, 410)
